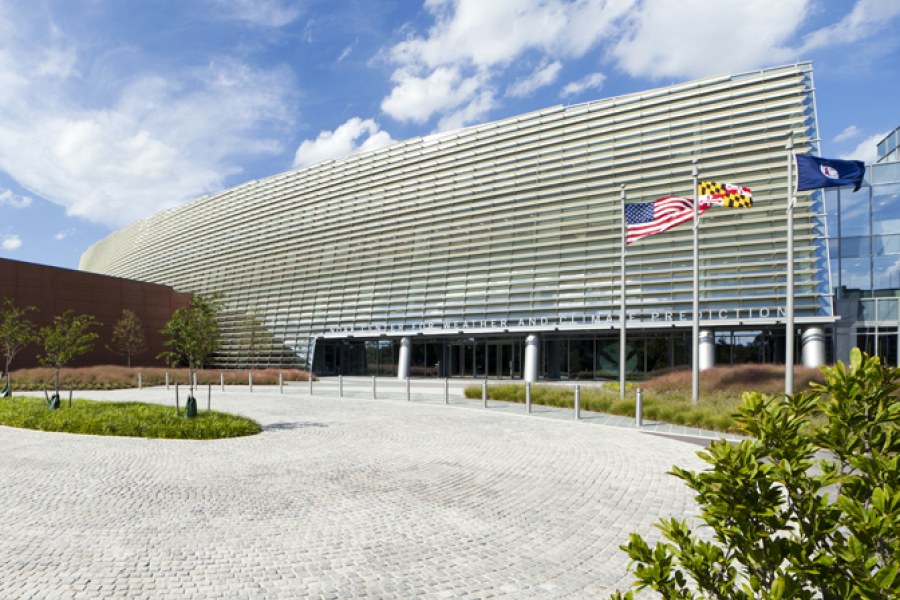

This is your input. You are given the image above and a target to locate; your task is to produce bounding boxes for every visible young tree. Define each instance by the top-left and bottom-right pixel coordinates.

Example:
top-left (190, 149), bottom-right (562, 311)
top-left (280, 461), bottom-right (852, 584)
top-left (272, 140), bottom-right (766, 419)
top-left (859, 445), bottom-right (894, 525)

top-left (609, 348), bottom-right (900, 600)
top-left (240, 309), bottom-right (271, 369)
top-left (158, 293), bottom-right (223, 416)
top-left (37, 311), bottom-right (101, 408)
top-left (0, 297), bottom-right (38, 396)
top-left (106, 309), bottom-right (148, 367)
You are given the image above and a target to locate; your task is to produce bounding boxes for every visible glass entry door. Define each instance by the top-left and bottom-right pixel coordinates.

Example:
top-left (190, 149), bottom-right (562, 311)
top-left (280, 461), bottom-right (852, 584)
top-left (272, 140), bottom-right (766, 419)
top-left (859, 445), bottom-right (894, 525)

top-left (488, 343), bottom-right (516, 378)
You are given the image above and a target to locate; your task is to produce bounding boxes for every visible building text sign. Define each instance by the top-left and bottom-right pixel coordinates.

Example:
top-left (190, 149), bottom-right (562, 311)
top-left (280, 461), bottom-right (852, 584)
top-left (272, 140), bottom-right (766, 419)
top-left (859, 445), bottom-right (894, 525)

top-left (329, 307), bottom-right (789, 334)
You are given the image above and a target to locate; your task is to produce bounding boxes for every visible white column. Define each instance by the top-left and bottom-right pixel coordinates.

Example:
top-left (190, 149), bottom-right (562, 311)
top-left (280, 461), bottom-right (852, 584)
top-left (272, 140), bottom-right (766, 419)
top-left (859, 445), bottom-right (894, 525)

top-left (397, 337), bottom-right (412, 380)
top-left (801, 326), bottom-right (826, 368)
top-left (699, 329), bottom-right (716, 371)
top-left (524, 335), bottom-right (540, 383)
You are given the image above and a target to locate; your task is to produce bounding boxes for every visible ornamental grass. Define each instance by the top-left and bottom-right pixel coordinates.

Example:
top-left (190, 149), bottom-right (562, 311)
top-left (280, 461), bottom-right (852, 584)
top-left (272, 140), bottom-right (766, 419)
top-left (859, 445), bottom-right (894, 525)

top-left (0, 396), bottom-right (261, 439)
top-left (465, 364), bottom-right (829, 433)
top-left (2, 365), bottom-right (312, 391)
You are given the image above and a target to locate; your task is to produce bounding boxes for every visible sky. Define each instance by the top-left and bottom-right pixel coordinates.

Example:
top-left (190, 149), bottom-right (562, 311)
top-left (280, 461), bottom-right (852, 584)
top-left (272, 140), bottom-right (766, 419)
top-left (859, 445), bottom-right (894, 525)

top-left (1, 0), bottom-right (899, 269)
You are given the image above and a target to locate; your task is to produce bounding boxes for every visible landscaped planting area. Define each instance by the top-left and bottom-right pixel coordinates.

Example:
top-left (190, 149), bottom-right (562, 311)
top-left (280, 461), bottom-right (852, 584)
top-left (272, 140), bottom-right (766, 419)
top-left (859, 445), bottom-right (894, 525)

top-left (465, 364), bottom-right (828, 433)
top-left (2, 365), bottom-right (312, 391)
top-left (0, 396), bottom-right (261, 439)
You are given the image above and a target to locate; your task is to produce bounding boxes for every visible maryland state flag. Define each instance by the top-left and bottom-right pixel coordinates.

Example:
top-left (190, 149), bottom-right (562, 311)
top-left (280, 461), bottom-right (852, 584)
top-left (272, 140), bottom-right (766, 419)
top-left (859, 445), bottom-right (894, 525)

top-left (698, 181), bottom-right (753, 209)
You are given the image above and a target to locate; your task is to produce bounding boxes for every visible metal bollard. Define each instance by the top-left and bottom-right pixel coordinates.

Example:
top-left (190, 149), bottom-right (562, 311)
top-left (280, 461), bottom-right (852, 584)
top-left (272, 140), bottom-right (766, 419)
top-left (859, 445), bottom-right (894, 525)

top-left (249, 373), bottom-right (253, 393)
top-left (175, 382), bottom-right (180, 416)
top-left (208, 384), bottom-right (212, 414)
top-left (221, 372), bottom-right (224, 392)
top-left (279, 373), bottom-right (283, 394)
top-left (444, 378), bottom-right (449, 404)
top-left (138, 372), bottom-right (142, 390)
top-left (482, 380), bottom-right (488, 408)
top-left (635, 387), bottom-right (643, 428)
top-left (406, 377), bottom-right (410, 402)
top-left (309, 371), bottom-right (313, 396)
top-left (574, 385), bottom-right (581, 420)
top-left (339, 374), bottom-right (343, 397)
top-left (526, 382), bottom-right (532, 413)
top-left (166, 372), bottom-right (169, 390)
top-left (372, 375), bottom-right (377, 399)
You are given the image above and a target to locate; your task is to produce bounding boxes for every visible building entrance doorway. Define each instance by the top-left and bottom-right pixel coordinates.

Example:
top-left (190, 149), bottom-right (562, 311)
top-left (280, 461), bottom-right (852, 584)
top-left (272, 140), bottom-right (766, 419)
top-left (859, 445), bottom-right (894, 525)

top-left (488, 343), bottom-right (516, 378)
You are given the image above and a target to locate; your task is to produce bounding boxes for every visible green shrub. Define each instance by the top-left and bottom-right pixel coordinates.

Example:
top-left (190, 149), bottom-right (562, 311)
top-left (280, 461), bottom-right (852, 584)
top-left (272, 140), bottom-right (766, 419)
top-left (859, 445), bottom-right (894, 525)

top-left (610, 349), bottom-right (900, 600)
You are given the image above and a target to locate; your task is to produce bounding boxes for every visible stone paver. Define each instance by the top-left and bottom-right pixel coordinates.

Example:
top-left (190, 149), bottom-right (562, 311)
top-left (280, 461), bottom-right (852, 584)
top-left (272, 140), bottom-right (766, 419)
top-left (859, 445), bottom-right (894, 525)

top-left (1, 384), bottom-right (716, 599)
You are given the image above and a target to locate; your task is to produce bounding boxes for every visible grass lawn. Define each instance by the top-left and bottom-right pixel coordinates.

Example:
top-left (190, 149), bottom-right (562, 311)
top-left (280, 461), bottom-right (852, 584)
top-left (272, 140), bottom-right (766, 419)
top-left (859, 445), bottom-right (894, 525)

top-left (465, 364), bottom-right (829, 434)
top-left (0, 396), bottom-right (262, 440)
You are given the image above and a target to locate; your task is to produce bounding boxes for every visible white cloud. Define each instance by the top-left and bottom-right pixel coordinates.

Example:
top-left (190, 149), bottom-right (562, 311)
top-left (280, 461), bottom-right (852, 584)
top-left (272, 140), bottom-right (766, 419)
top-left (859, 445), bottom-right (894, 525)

top-left (381, 0), bottom-right (631, 129)
top-left (2, 234), bottom-right (21, 250)
top-left (337, 39), bottom-right (357, 62)
top-left (0, 189), bottom-right (32, 208)
top-left (387, 0), bottom-right (629, 71)
top-left (381, 0), bottom-right (900, 128)
top-left (840, 132), bottom-right (889, 164)
top-left (292, 118), bottom-right (397, 168)
top-left (833, 125), bottom-right (862, 143)
top-left (210, 0), bottom-right (302, 27)
top-left (560, 72), bottom-right (606, 98)
top-left (611, 0), bottom-right (807, 79)
top-left (381, 66), bottom-right (488, 126)
top-left (54, 228), bottom-right (76, 240)
top-left (0, 18), bottom-right (296, 227)
top-left (800, 0), bottom-right (900, 52)
top-left (436, 90), bottom-right (498, 133)
top-left (506, 61), bottom-right (562, 98)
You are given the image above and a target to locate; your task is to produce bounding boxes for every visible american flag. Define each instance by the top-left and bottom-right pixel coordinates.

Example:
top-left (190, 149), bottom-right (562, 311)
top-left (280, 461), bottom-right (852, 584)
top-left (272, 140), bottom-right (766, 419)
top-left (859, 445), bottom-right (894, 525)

top-left (624, 196), bottom-right (707, 245)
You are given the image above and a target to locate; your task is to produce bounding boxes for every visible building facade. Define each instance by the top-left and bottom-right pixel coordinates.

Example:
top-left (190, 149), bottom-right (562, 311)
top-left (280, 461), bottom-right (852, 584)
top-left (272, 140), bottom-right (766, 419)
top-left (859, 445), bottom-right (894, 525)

top-left (80, 63), bottom-right (839, 380)
top-left (1, 258), bottom-right (191, 369)
top-left (828, 158), bottom-right (900, 366)
top-left (877, 126), bottom-right (900, 164)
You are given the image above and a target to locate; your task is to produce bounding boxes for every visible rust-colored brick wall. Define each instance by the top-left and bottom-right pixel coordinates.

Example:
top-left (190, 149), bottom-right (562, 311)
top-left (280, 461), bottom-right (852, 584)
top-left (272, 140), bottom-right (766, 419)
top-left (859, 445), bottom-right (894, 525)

top-left (0, 258), bottom-right (192, 369)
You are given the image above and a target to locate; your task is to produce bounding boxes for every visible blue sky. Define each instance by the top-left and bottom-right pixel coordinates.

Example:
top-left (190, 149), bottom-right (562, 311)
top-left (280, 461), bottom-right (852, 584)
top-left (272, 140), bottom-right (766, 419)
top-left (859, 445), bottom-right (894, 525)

top-left (1, 0), bottom-right (899, 269)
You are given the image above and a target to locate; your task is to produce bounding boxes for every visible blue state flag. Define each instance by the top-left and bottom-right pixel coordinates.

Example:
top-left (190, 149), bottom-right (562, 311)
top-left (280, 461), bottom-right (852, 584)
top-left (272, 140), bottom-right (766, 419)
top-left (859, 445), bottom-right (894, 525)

top-left (796, 155), bottom-right (865, 192)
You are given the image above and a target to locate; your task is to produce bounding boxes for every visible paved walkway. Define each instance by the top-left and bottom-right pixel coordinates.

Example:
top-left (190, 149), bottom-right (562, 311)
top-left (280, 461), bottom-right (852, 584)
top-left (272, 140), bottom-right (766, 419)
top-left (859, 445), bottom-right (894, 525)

top-left (0, 383), bottom-right (730, 599)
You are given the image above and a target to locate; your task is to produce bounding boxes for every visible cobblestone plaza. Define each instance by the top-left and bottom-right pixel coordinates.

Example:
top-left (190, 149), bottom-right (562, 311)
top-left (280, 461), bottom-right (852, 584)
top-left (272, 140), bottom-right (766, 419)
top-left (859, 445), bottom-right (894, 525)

top-left (1, 385), bottom-right (709, 599)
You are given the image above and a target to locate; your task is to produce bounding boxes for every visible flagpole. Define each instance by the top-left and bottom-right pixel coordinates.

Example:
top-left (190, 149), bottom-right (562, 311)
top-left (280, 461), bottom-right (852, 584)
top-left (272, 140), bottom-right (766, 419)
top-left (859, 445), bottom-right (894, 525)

top-left (691, 160), bottom-right (700, 405)
top-left (620, 184), bottom-right (627, 400)
top-left (785, 135), bottom-right (795, 396)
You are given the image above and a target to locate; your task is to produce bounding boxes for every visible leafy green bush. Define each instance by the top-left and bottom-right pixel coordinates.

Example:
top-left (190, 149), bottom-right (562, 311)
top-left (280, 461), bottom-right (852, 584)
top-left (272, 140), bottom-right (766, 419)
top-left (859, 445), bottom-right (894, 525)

top-left (610, 348), bottom-right (900, 600)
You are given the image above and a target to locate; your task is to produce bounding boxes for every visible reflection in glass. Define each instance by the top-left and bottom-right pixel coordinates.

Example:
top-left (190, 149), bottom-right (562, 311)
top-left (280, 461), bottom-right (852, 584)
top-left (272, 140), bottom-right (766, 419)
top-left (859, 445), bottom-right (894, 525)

top-left (839, 187), bottom-right (870, 237)
top-left (878, 299), bottom-right (899, 321)
top-left (873, 255), bottom-right (900, 297)
top-left (874, 234), bottom-right (900, 256)
top-left (840, 257), bottom-right (871, 297)
top-left (840, 236), bottom-right (871, 258)
top-left (872, 184), bottom-right (900, 235)
top-left (824, 189), bottom-right (838, 237)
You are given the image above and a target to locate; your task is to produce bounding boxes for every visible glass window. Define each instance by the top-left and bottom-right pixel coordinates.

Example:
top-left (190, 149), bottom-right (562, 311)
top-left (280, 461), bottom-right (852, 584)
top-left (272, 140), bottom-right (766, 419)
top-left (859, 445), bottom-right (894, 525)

top-left (824, 189), bottom-right (838, 237)
top-left (840, 236), bottom-right (870, 258)
top-left (874, 234), bottom-right (900, 256)
top-left (873, 162), bottom-right (900, 185)
top-left (830, 257), bottom-right (840, 293)
top-left (858, 300), bottom-right (877, 321)
top-left (828, 239), bottom-right (839, 258)
top-left (880, 139), bottom-right (888, 160)
top-left (838, 187), bottom-right (870, 237)
top-left (841, 257), bottom-right (871, 296)
top-left (872, 184), bottom-right (900, 234)
top-left (878, 299), bottom-right (898, 321)
top-left (873, 255), bottom-right (900, 296)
